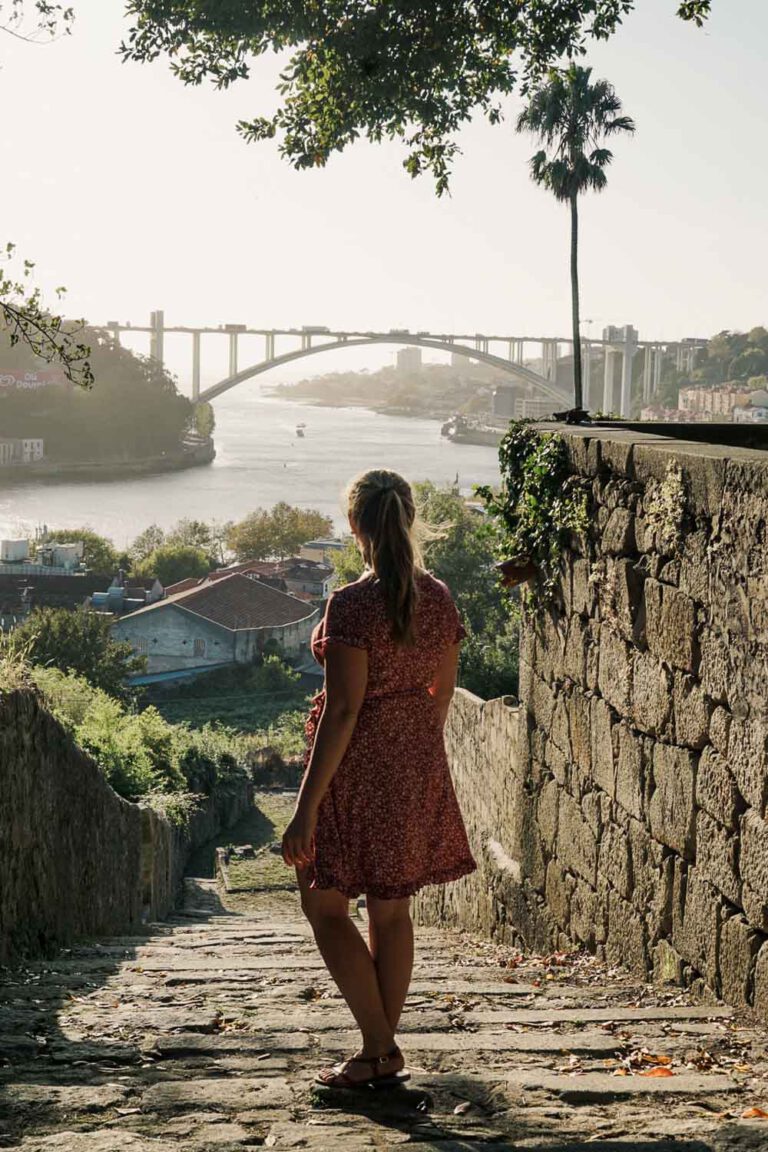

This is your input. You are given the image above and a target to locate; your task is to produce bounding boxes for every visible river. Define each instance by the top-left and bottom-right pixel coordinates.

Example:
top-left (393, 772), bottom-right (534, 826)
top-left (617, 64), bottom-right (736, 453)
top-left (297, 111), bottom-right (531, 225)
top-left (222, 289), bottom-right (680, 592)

top-left (0, 388), bottom-right (501, 548)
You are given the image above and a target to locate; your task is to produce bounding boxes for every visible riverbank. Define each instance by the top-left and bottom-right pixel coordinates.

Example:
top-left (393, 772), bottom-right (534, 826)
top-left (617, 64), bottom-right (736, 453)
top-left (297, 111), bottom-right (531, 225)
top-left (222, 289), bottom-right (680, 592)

top-left (269, 386), bottom-right (508, 437)
top-left (0, 438), bottom-right (215, 484)
top-left (0, 392), bottom-right (501, 543)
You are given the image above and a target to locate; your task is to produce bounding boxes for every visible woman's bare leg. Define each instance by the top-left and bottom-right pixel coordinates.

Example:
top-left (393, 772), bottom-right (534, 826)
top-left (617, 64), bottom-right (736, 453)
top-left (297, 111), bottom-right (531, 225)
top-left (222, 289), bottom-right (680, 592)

top-left (297, 869), bottom-right (400, 1073)
top-left (366, 895), bottom-right (414, 1031)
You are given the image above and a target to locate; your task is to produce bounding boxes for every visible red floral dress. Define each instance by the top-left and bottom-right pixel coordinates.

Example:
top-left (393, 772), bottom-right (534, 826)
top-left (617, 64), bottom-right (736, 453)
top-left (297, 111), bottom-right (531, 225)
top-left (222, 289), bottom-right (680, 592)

top-left (303, 570), bottom-right (476, 899)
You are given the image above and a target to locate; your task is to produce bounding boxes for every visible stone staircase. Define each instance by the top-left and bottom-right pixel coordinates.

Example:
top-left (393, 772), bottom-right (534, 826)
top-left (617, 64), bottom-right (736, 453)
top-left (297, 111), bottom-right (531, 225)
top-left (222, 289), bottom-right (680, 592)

top-left (1, 878), bottom-right (767, 1150)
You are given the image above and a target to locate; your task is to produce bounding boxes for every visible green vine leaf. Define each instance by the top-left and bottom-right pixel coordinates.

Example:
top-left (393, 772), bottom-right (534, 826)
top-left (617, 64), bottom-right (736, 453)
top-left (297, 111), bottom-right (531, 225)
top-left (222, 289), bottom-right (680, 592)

top-left (477, 421), bottom-right (589, 601)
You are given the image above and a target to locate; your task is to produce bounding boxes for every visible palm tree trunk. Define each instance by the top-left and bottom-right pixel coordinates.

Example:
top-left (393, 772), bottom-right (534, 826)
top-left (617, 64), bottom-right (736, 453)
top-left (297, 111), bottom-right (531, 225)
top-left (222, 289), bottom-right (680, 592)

top-left (570, 193), bottom-right (583, 410)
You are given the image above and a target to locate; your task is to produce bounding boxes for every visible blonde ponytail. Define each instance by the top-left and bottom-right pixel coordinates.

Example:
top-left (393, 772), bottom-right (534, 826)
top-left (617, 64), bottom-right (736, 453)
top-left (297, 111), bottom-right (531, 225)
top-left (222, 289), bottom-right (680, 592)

top-left (347, 470), bottom-right (420, 645)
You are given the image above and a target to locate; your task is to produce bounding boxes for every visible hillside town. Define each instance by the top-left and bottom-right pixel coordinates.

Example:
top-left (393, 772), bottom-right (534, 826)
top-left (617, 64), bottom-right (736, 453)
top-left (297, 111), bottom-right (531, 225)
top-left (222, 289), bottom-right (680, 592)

top-left (0, 531), bottom-right (339, 680)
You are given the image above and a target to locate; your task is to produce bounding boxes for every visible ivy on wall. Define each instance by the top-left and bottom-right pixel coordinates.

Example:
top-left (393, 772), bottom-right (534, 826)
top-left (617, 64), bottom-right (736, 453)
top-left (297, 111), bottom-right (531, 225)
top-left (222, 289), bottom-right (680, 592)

top-left (477, 422), bottom-right (589, 600)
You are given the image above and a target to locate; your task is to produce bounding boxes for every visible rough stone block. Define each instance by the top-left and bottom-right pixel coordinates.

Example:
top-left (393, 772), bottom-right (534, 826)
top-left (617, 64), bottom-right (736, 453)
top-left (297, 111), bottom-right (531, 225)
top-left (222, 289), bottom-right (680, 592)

top-left (754, 941), bottom-right (768, 1025)
top-left (672, 867), bottom-right (722, 987)
top-left (672, 673), bottom-right (711, 750)
top-left (631, 649), bottom-right (672, 737)
top-left (696, 747), bottom-right (743, 833)
top-left (740, 809), bottom-right (768, 932)
top-left (556, 791), bottom-right (598, 887)
top-left (563, 615), bottom-right (588, 685)
top-left (699, 629), bottom-right (731, 705)
top-left (606, 888), bottom-right (648, 977)
top-left (629, 819), bottom-right (671, 942)
top-left (586, 620), bottom-right (601, 691)
top-left (537, 778), bottom-right (560, 854)
top-left (610, 558), bottom-right (645, 644)
top-left (696, 810), bottom-right (741, 906)
top-left (598, 820), bottom-right (632, 901)
top-left (659, 558), bottom-right (680, 586)
top-left (570, 879), bottom-right (604, 947)
top-left (568, 688), bottom-right (592, 775)
top-left (597, 625), bottom-right (632, 714)
top-left (603, 507), bottom-right (636, 555)
top-left (644, 579), bottom-right (699, 672)
top-left (653, 939), bottom-right (685, 985)
top-left (550, 693), bottom-right (569, 755)
top-left (544, 733), bottom-right (569, 787)
top-left (614, 723), bottom-right (645, 821)
top-left (532, 611), bottom-right (566, 684)
top-left (581, 790), bottom-right (603, 839)
top-left (572, 557), bottom-right (595, 617)
top-left (589, 696), bottom-right (615, 797)
top-left (709, 706), bottom-right (731, 757)
top-left (718, 914), bottom-right (760, 1012)
top-left (679, 530), bottom-right (710, 605)
top-left (545, 860), bottom-right (573, 931)
top-left (649, 744), bottom-right (697, 860)
top-left (728, 717), bottom-right (768, 815)
top-left (528, 675), bottom-right (556, 732)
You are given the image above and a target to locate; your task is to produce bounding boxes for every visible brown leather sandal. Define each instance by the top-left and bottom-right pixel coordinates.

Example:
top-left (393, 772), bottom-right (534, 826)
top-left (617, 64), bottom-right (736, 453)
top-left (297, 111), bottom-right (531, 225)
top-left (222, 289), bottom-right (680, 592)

top-left (315, 1046), bottom-right (409, 1089)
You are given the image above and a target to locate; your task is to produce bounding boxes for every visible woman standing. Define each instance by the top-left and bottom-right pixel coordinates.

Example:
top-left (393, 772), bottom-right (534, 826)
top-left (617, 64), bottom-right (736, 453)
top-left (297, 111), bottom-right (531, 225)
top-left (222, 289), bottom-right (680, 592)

top-left (282, 469), bottom-right (476, 1088)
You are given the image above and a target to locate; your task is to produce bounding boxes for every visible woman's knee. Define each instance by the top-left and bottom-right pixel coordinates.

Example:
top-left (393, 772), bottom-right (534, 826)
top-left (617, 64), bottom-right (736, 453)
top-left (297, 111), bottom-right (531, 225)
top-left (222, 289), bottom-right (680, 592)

top-left (366, 895), bottom-right (411, 929)
top-left (300, 885), bottom-right (350, 930)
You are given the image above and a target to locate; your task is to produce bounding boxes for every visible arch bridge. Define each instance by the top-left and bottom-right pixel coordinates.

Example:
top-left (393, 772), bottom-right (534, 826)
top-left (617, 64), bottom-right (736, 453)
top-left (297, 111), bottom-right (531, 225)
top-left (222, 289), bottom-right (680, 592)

top-left (100, 313), bottom-right (703, 417)
top-left (198, 331), bottom-right (572, 406)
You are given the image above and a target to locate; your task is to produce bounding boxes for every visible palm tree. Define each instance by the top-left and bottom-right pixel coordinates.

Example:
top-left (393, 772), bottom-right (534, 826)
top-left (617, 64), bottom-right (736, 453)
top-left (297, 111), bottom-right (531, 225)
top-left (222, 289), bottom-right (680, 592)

top-left (517, 65), bottom-right (635, 412)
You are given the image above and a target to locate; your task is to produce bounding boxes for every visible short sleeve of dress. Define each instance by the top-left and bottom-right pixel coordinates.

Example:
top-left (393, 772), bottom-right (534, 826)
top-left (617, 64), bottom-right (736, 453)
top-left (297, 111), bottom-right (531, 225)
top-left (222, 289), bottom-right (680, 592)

top-left (320, 589), bottom-right (368, 650)
top-left (441, 585), bottom-right (467, 645)
top-left (450, 601), bottom-right (467, 645)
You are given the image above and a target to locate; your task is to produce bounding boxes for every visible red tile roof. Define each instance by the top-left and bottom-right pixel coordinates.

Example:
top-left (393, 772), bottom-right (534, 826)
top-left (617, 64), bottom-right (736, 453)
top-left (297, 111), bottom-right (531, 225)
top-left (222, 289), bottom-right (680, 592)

top-left (127, 572), bottom-right (317, 631)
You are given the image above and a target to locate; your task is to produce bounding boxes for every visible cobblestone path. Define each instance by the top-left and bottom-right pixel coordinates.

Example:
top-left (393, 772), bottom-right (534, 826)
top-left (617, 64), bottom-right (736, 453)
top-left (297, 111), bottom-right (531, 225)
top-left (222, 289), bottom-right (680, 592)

top-left (3, 875), bottom-right (768, 1150)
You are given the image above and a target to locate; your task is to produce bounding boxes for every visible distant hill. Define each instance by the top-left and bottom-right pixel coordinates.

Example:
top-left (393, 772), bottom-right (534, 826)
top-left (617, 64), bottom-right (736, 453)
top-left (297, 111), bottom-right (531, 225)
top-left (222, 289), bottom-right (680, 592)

top-left (275, 361), bottom-right (509, 419)
top-left (0, 328), bottom-right (208, 465)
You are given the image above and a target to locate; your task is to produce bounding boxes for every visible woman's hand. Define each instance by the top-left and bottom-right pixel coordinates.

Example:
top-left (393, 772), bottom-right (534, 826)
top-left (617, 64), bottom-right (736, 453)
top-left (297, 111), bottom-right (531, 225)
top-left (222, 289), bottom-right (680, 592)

top-left (282, 805), bottom-right (318, 869)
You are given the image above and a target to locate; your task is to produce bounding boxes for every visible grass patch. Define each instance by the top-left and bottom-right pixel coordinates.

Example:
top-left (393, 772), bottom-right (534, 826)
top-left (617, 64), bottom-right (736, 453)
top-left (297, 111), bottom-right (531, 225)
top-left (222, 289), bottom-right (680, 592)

top-left (186, 790), bottom-right (296, 884)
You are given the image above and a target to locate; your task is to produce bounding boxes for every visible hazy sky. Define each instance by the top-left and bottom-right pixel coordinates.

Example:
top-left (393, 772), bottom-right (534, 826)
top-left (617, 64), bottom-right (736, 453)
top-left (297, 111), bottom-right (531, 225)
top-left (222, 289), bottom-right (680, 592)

top-left (3, 1), bottom-right (767, 386)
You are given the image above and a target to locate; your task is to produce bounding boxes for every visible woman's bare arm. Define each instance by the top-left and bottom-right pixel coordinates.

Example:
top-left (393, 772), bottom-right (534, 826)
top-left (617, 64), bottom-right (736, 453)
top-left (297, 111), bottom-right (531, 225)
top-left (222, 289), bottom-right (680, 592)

top-left (428, 642), bottom-right (461, 728)
top-left (282, 643), bottom-right (368, 867)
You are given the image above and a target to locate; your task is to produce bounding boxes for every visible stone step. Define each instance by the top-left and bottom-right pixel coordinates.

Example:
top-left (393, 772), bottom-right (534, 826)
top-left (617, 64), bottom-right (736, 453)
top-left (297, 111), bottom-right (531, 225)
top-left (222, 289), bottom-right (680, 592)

top-left (466, 1005), bottom-right (733, 1026)
top-left (320, 1029), bottom-right (628, 1055)
top-left (498, 1069), bottom-right (742, 1103)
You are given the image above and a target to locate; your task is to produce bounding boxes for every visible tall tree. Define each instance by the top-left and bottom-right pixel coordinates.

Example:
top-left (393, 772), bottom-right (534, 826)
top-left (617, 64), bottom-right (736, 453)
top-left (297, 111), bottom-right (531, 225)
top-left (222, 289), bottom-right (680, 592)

top-left (133, 544), bottom-right (211, 586)
top-left (517, 65), bottom-right (634, 410)
top-left (227, 504), bottom-right (333, 562)
top-left (122, 2), bottom-right (708, 194)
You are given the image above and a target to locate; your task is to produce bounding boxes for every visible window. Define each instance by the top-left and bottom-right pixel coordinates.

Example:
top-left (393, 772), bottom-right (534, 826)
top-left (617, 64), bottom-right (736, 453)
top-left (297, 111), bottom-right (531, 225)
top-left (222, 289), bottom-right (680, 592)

top-left (193, 638), bottom-right (206, 658)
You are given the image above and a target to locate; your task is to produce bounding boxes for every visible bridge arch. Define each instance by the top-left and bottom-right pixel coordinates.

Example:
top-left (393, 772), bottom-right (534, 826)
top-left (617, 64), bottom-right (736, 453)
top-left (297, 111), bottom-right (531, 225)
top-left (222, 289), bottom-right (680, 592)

top-left (197, 334), bottom-right (572, 406)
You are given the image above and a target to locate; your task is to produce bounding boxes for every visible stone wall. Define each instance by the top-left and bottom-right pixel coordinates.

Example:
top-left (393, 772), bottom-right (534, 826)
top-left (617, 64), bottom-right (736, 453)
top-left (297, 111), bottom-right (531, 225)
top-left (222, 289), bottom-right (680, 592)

top-left (0, 686), bottom-right (252, 964)
top-left (419, 426), bottom-right (768, 1025)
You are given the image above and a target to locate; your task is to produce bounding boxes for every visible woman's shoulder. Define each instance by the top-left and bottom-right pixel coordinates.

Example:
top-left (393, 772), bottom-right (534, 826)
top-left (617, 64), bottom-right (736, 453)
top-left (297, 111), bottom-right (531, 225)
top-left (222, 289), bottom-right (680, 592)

top-left (417, 569), bottom-right (454, 602)
top-left (330, 573), bottom-right (376, 606)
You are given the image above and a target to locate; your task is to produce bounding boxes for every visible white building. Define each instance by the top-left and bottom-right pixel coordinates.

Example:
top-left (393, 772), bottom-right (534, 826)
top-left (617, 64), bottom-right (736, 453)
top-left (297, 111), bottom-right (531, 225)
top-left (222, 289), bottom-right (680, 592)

top-left (0, 438), bottom-right (45, 465)
top-left (300, 539), bottom-right (346, 564)
top-left (114, 572), bottom-right (319, 678)
top-left (733, 388), bottom-right (768, 424)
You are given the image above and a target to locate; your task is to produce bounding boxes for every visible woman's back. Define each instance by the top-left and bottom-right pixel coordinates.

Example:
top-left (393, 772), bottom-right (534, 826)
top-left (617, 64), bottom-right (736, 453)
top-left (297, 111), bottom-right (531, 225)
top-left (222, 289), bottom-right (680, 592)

top-left (312, 570), bottom-right (465, 697)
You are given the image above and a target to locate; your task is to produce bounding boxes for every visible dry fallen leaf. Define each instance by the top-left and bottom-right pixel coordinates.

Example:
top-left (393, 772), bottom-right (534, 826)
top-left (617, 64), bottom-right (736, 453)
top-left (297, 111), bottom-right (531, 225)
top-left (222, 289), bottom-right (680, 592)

top-left (742, 1107), bottom-right (768, 1119)
top-left (639, 1067), bottom-right (675, 1078)
top-left (453, 1101), bottom-right (472, 1115)
top-left (612, 1068), bottom-right (630, 1077)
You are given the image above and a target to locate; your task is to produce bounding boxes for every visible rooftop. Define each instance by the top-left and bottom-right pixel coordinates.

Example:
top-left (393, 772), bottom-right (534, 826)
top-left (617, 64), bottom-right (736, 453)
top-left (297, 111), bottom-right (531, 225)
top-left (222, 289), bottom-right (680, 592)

top-left (125, 572), bottom-right (317, 631)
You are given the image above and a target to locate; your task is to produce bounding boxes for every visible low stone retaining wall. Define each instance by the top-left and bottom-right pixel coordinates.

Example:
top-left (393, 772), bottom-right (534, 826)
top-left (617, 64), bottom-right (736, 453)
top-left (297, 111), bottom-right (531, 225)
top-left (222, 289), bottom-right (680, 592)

top-left (0, 687), bottom-right (252, 964)
top-left (418, 426), bottom-right (768, 1027)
